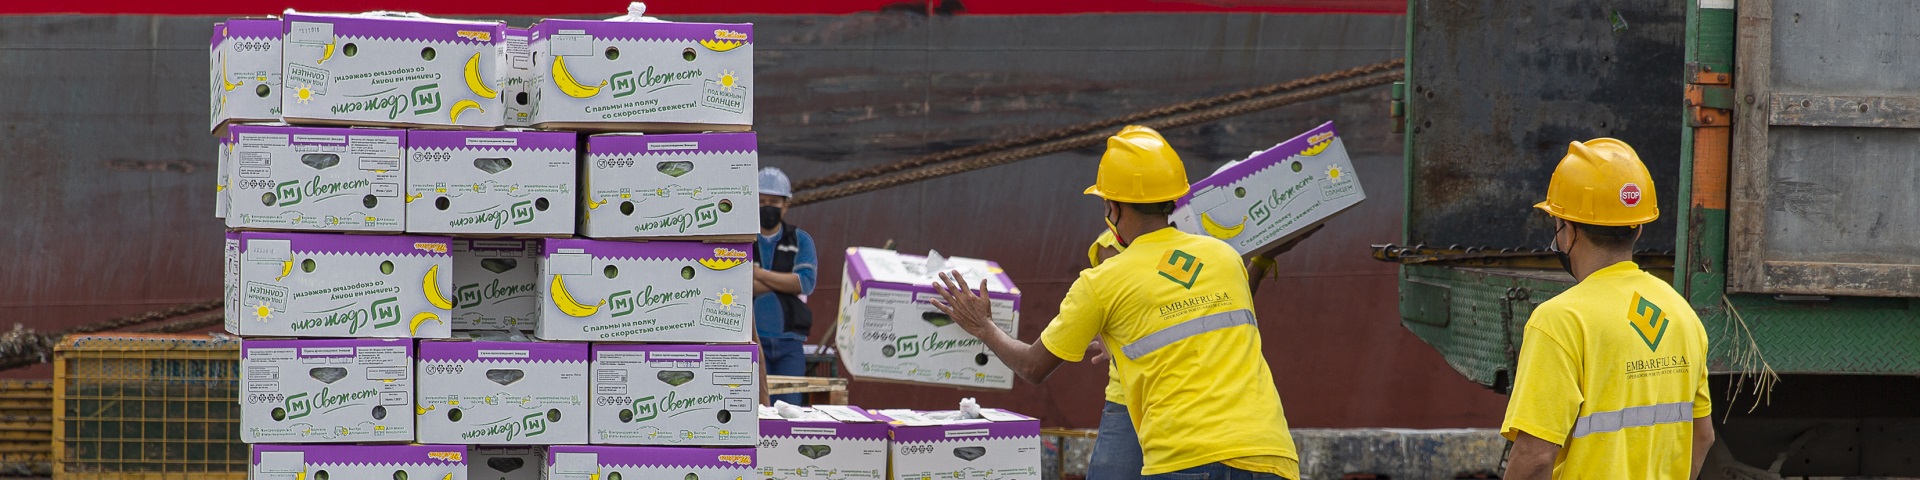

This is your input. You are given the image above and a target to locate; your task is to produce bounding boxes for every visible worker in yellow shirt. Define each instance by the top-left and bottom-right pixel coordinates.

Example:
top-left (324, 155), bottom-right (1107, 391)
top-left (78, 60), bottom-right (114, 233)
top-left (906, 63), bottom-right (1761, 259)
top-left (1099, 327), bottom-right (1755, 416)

top-left (1502, 138), bottom-right (1715, 479)
top-left (934, 125), bottom-right (1300, 479)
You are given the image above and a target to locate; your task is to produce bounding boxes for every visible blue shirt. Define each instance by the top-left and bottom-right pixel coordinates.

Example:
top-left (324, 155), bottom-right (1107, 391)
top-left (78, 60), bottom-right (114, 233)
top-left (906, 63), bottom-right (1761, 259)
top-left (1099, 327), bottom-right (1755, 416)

top-left (754, 227), bottom-right (818, 339)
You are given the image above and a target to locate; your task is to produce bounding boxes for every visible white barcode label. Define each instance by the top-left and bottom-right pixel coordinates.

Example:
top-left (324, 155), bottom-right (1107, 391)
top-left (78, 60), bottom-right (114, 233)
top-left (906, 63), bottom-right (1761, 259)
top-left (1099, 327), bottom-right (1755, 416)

top-left (863, 305), bottom-right (894, 331)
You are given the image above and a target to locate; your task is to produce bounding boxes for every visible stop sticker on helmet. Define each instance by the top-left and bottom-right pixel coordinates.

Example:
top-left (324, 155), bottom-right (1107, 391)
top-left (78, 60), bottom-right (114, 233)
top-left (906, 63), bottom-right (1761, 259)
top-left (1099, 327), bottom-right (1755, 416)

top-left (1620, 183), bottom-right (1643, 207)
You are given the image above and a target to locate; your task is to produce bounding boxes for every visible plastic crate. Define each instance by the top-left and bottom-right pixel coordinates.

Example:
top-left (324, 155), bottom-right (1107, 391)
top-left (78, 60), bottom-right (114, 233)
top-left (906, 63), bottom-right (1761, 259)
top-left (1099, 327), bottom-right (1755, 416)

top-left (0, 379), bottom-right (53, 477)
top-left (53, 334), bottom-right (245, 480)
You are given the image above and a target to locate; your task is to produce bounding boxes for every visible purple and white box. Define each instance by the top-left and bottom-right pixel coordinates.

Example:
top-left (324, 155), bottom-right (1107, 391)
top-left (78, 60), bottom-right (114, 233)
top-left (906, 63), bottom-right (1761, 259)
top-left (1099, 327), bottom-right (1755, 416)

top-left (579, 133), bottom-right (758, 239)
top-left (280, 11), bottom-right (506, 128)
top-left (501, 28), bottom-right (536, 128)
top-left (877, 408), bottom-right (1042, 480)
top-left (210, 18), bottom-right (283, 135)
top-left (1171, 121), bottom-right (1366, 257)
top-left (451, 239), bottom-right (542, 332)
top-left (758, 405), bottom-right (890, 479)
top-left (470, 446), bottom-right (542, 480)
top-left (538, 239), bottom-right (752, 343)
top-left (528, 18), bottom-right (753, 131)
top-left (250, 444), bottom-right (468, 479)
top-left (217, 132), bottom-right (232, 219)
top-left (240, 338), bottom-right (415, 444)
top-left (224, 124), bottom-right (406, 232)
top-left (405, 130), bottom-right (577, 236)
top-left (417, 340), bottom-right (589, 445)
top-left (589, 343), bottom-right (759, 445)
top-left (546, 446), bottom-right (754, 480)
top-left (835, 247), bottom-right (1021, 390)
top-left (224, 231), bottom-right (453, 338)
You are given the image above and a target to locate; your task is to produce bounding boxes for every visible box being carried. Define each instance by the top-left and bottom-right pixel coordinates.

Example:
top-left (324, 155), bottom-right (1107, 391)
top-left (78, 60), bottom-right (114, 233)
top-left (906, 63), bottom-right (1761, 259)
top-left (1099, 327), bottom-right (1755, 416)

top-left (224, 231), bottom-right (453, 338)
top-left (580, 132), bottom-right (759, 239)
top-left (280, 11), bottom-right (506, 128)
top-left (405, 129), bottom-right (577, 236)
top-left (210, 18), bottom-right (283, 135)
top-left (452, 239), bottom-right (542, 332)
top-left (240, 338), bottom-right (415, 444)
top-left (470, 446), bottom-right (543, 480)
top-left (537, 239), bottom-right (752, 343)
top-left (528, 17), bottom-right (753, 131)
top-left (417, 341), bottom-right (589, 445)
top-left (250, 444), bottom-right (467, 479)
top-left (835, 247), bottom-right (1020, 390)
top-left (546, 446), bottom-right (754, 480)
top-left (225, 124), bottom-right (407, 232)
top-left (877, 408), bottom-right (1043, 480)
top-left (589, 343), bottom-right (759, 445)
top-left (758, 405), bottom-right (891, 480)
top-left (1172, 121), bottom-right (1366, 257)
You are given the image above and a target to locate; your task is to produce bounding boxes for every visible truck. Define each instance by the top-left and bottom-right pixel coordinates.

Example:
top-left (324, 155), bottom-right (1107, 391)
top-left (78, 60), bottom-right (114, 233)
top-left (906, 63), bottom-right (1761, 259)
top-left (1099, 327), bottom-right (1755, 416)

top-left (1385, 0), bottom-right (1920, 476)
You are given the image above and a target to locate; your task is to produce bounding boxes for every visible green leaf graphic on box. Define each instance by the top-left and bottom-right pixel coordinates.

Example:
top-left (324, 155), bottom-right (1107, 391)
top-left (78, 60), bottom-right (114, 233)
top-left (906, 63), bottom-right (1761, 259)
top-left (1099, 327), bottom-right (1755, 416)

top-left (301, 153), bottom-right (340, 170)
top-left (486, 368), bottom-right (525, 386)
top-left (657, 370), bottom-right (694, 386)
top-left (475, 157), bottom-right (513, 174)
top-left (922, 311), bottom-right (954, 327)
top-left (953, 446), bottom-right (987, 461)
top-left (308, 367), bottom-right (347, 384)
top-left (798, 444), bottom-right (832, 460)
top-left (480, 258), bottom-right (518, 274)
top-left (657, 161), bottom-right (694, 178)
top-left (487, 457), bottom-right (525, 473)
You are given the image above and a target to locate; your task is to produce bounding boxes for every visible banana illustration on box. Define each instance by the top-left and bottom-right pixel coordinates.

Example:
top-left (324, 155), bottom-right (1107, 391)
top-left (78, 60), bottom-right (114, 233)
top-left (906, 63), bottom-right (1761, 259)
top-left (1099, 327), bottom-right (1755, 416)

top-left (464, 52), bottom-right (498, 99)
top-left (316, 39), bottom-right (335, 64)
top-left (550, 56), bottom-right (604, 98)
top-left (549, 275), bottom-right (603, 317)
top-left (449, 99), bottom-right (484, 124)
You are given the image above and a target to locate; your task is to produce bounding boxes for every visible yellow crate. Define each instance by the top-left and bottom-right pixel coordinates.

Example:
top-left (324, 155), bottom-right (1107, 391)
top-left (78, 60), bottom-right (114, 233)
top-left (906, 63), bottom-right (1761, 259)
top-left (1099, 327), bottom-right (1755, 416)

top-left (0, 379), bottom-right (52, 476)
top-left (53, 334), bottom-right (246, 480)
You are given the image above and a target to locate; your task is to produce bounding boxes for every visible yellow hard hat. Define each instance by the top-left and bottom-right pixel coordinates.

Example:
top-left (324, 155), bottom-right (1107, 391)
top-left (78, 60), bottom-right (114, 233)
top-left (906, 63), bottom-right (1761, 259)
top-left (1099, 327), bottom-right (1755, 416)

top-left (1088, 230), bottom-right (1124, 267)
top-left (1535, 138), bottom-right (1659, 226)
top-left (1084, 126), bottom-right (1190, 203)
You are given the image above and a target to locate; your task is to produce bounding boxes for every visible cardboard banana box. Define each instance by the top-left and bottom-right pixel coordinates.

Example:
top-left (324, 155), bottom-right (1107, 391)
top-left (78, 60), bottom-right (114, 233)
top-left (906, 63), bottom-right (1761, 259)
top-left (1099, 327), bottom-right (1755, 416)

top-left (502, 28), bottom-right (537, 127)
top-left (210, 18), bottom-right (283, 136)
top-left (536, 238), bottom-right (753, 343)
top-left (836, 247), bottom-right (1020, 390)
top-left (224, 231), bottom-right (454, 338)
top-left (528, 19), bottom-right (752, 132)
top-left (580, 132), bottom-right (758, 240)
top-left (877, 408), bottom-right (1043, 480)
top-left (758, 405), bottom-right (891, 480)
top-left (1171, 121), bottom-right (1366, 258)
top-left (280, 11), bottom-right (506, 129)
top-left (240, 338), bottom-right (416, 444)
top-left (417, 340), bottom-right (589, 445)
top-left (250, 444), bottom-right (468, 480)
top-left (225, 124), bottom-right (406, 232)
top-left (545, 446), bottom-right (754, 480)
top-left (470, 446), bottom-right (543, 480)
top-left (451, 239), bottom-right (542, 332)
top-left (589, 343), bottom-right (759, 446)
top-left (405, 129), bottom-right (577, 236)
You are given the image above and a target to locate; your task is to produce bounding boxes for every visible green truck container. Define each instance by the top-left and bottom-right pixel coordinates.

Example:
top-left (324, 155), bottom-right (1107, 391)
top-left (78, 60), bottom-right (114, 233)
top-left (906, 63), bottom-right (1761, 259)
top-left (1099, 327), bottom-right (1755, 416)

top-left (1391, 0), bottom-right (1920, 475)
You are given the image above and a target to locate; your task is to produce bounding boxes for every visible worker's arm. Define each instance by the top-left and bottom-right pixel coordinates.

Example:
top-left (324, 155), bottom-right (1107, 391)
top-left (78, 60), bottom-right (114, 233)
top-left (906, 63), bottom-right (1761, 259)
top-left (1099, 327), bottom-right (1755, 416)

top-left (931, 272), bottom-right (1068, 384)
top-left (755, 233), bottom-right (820, 296)
top-left (1691, 416), bottom-right (1715, 479)
top-left (752, 276), bottom-right (773, 296)
top-left (1504, 431), bottom-right (1560, 480)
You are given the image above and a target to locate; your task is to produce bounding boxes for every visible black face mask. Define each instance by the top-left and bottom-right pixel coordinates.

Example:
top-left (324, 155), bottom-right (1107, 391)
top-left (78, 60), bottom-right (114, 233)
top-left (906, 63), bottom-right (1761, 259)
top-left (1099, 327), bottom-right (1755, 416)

top-left (760, 205), bottom-right (784, 230)
top-left (1550, 223), bottom-right (1575, 278)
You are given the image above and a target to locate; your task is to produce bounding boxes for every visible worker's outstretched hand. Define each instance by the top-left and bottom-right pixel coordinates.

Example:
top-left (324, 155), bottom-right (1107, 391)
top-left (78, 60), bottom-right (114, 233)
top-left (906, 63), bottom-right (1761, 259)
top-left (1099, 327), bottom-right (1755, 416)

top-left (931, 271), bottom-right (996, 340)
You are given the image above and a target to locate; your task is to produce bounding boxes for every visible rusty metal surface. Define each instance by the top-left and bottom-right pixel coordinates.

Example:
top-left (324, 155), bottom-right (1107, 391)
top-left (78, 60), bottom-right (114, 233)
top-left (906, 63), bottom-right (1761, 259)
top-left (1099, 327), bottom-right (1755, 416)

top-left (0, 12), bottom-right (1506, 428)
top-left (1406, 0), bottom-right (1685, 251)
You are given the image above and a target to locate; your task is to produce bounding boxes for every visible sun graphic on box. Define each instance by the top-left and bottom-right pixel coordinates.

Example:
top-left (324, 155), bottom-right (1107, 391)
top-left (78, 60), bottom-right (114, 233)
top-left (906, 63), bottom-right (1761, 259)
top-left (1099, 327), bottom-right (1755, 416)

top-left (719, 70), bottom-right (740, 91)
top-left (718, 289), bottom-right (739, 307)
top-left (1325, 165), bottom-right (1345, 180)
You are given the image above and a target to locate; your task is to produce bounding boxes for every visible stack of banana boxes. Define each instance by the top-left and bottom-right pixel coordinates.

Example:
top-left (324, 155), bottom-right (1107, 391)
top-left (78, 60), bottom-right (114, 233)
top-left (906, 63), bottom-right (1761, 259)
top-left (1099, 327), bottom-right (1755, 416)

top-left (212, 8), bottom-right (763, 479)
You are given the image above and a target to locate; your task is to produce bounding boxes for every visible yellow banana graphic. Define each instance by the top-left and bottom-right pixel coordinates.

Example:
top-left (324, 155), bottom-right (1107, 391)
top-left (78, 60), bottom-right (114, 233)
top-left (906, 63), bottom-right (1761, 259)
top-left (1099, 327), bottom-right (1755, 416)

top-left (1199, 212), bottom-right (1247, 239)
top-left (409, 312), bottom-right (443, 335)
top-left (550, 275), bottom-right (603, 317)
top-left (449, 99), bottom-right (483, 124)
top-left (550, 56), bottom-right (604, 98)
top-left (423, 265), bottom-right (454, 310)
top-left (697, 39), bottom-right (744, 52)
top-left (463, 52), bottom-right (497, 99)
top-left (317, 40), bottom-right (335, 65)
top-left (416, 404), bottom-right (435, 415)
top-left (220, 55), bottom-right (241, 91)
top-left (697, 258), bottom-right (746, 271)
top-left (276, 259), bottom-right (293, 281)
top-left (1300, 140), bottom-right (1331, 156)
top-left (296, 468), bottom-right (306, 480)
top-left (442, 474), bottom-right (452, 480)
top-left (405, 192), bottom-right (423, 203)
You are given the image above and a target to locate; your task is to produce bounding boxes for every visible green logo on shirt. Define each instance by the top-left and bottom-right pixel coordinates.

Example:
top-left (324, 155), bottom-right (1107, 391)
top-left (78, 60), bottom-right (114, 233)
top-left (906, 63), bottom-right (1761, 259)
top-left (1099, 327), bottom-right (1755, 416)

top-left (1628, 292), bottom-right (1669, 351)
top-left (1156, 249), bottom-right (1204, 289)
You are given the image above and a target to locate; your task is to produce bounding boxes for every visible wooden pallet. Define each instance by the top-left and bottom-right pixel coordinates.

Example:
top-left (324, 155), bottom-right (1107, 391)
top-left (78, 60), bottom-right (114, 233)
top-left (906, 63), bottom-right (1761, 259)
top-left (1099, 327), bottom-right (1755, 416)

top-left (765, 375), bottom-right (849, 405)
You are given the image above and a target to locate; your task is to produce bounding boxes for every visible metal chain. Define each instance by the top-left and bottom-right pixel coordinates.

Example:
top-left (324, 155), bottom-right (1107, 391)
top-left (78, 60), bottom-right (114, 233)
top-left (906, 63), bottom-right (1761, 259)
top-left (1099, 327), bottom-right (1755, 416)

top-left (793, 69), bottom-right (1402, 206)
top-left (791, 58), bottom-right (1405, 193)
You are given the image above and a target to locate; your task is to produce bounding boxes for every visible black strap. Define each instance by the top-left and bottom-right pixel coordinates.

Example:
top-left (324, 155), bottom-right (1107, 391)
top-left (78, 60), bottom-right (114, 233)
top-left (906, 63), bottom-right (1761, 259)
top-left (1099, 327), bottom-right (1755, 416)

top-left (768, 224), bottom-right (812, 336)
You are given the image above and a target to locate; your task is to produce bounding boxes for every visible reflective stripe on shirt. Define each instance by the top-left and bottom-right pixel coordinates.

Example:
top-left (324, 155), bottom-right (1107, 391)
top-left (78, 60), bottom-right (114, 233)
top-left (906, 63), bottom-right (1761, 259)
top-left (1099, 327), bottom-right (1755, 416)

top-left (1119, 309), bottom-right (1255, 360)
top-left (1570, 402), bottom-right (1693, 439)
